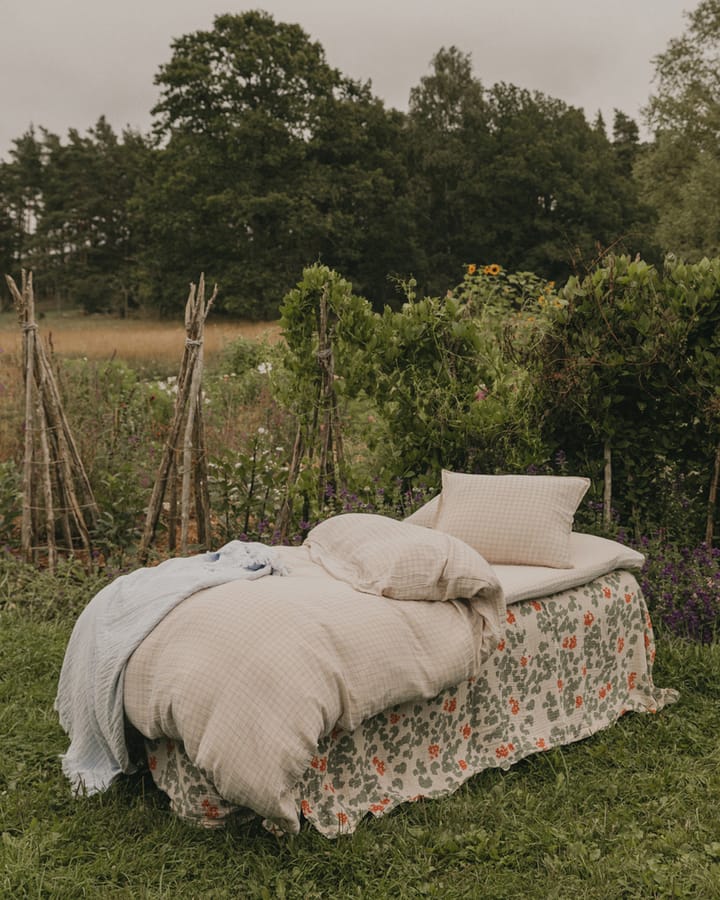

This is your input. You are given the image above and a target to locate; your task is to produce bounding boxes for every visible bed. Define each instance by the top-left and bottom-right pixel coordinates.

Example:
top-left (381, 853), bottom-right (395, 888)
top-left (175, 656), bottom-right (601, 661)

top-left (55, 472), bottom-right (678, 837)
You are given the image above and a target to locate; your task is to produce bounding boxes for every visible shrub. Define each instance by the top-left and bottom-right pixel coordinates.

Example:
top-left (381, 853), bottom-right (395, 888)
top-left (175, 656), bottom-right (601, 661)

top-left (208, 425), bottom-right (288, 544)
top-left (0, 459), bottom-right (21, 545)
top-left (636, 536), bottom-right (720, 644)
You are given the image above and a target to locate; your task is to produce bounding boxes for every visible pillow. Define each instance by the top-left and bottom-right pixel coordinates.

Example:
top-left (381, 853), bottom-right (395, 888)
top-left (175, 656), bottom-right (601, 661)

top-left (495, 532), bottom-right (646, 605)
top-left (403, 494), bottom-right (441, 528)
top-left (303, 512), bottom-right (502, 604)
top-left (433, 471), bottom-right (590, 568)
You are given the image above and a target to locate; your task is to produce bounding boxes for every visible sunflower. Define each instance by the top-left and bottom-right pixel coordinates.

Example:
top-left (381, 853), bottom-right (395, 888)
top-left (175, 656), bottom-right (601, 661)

top-left (467, 263), bottom-right (477, 275)
top-left (483, 263), bottom-right (501, 276)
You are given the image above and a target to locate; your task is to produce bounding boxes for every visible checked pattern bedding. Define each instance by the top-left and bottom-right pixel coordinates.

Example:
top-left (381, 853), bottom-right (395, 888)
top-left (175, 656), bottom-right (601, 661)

top-left (141, 568), bottom-right (677, 836)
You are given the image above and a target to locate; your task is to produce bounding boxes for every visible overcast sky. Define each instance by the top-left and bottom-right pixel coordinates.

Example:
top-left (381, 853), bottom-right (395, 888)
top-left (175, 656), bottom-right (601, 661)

top-left (0, 0), bottom-right (694, 161)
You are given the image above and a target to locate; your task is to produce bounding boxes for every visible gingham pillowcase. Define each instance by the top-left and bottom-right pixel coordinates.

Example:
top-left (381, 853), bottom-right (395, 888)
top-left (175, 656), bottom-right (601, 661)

top-left (432, 471), bottom-right (590, 567)
top-left (304, 512), bottom-right (502, 602)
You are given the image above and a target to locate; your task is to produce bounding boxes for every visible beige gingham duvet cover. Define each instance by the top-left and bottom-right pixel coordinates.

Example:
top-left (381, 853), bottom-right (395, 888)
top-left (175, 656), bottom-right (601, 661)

top-left (124, 541), bottom-right (504, 833)
top-left (140, 568), bottom-right (677, 836)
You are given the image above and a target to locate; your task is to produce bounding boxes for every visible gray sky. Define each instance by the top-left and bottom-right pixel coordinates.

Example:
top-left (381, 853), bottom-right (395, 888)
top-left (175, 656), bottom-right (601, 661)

top-left (0, 0), bottom-right (693, 161)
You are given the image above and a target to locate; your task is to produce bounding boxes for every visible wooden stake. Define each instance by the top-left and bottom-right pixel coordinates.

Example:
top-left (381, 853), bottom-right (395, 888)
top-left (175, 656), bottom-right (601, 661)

top-left (36, 395), bottom-right (57, 570)
top-left (139, 275), bottom-right (216, 561)
top-left (277, 271), bottom-right (348, 541)
top-left (5, 269), bottom-right (98, 569)
top-left (706, 438), bottom-right (720, 547)
top-left (603, 440), bottom-right (612, 527)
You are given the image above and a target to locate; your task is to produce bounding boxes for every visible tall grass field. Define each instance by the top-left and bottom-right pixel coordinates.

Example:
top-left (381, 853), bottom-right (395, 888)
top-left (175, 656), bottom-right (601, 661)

top-left (0, 309), bottom-right (279, 368)
top-left (1, 309), bottom-right (719, 898)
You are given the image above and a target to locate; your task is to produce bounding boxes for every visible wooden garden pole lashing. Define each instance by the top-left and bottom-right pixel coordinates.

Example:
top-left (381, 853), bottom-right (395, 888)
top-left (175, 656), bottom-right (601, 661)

top-left (277, 275), bottom-right (347, 543)
top-left (5, 269), bottom-right (98, 569)
top-left (138, 275), bottom-right (216, 561)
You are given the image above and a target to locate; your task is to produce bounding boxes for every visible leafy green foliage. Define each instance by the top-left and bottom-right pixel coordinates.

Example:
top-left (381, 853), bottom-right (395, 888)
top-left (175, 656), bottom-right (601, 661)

top-left (367, 273), bottom-right (538, 482)
top-left (276, 263), bottom-right (536, 495)
top-left (0, 458), bottom-right (21, 545)
top-left (272, 256), bottom-right (720, 543)
top-left (208, 428), bottom-right (287, 544)
top-left (277, 263), bottom-right (375, 410)
top-left (526, 254), bottom-right (720, 538)
top-left (638, 0), bottom-right (720, 259)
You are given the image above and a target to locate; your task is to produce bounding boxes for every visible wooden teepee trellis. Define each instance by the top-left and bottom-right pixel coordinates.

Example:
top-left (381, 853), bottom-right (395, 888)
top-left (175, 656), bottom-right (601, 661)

top-left (276, 281), bottom-right (346, 542)
top-left (5, 270), bottom-right (99, 570)
top-left (138, 275), bottom-right (216, 562)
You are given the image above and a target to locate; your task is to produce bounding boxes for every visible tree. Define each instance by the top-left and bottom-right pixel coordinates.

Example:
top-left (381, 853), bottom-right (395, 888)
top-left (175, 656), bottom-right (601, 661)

top-left (612, 110), bottom-right (641, 177)
top-left (406, 47), bottom-right (492, 295)
top-left (663, 256), bottom-right (720, 543)
top-left (37, 119), bottom-right (152, 312)
top-left (636, 0), bottom-right (720, 258)
top-left (139, 12), bottom-right (337, 316)
top-left (0, 129), bottom-right (45, 288)
top-left (405, 48), bottom-right (647, 292)
top-left (482, 85), bottom-right (647, 277)
top-left (140, 11), bottom-right (416, 318)
top-left (0, 206), bottom-right (13, 305)
top-left (0, 122), bottom-right (151, 312)
top-left (527, 254), bottom-right (717, 538)
top-left (305, 83), bottom-right (417, 309)
top-left (151, 11), bottom-right (340, 142)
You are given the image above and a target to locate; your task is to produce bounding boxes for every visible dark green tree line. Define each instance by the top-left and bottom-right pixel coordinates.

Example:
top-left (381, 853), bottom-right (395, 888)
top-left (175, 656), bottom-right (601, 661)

top-left (636, 0), bottom-right (720, 258)
top-left (0, 120), bottom-right (151, 313)
top-left (0, 11), bottom-right (657, 317)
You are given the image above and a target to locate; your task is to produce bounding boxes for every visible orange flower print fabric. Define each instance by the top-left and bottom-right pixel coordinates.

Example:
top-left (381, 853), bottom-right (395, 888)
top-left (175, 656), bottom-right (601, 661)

top-left (143, 571), bottom-right (677, 837)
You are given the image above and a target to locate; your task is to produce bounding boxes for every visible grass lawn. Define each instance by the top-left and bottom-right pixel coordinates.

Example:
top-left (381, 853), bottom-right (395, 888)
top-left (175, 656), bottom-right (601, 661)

top-left (1, 587), bottom-right (719, 898)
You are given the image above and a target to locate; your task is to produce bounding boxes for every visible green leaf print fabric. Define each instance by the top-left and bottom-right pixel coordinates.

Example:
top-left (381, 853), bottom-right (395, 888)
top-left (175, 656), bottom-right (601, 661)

top-left (143, 571), bottom-right (677, 836)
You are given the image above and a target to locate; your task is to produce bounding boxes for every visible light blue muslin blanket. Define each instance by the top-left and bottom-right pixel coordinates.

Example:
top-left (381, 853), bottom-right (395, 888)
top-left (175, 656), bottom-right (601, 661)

top-left (54, 541), bottom-right (286, 795)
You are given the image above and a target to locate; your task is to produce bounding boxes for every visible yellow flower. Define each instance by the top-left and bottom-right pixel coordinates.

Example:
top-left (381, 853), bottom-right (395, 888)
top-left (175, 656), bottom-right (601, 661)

top-left (484, 263), bottom-right (501, 276)
top-left (538, 296), bottom-right (545, 305)
top-left (467, 263), bottom-right (477, 275)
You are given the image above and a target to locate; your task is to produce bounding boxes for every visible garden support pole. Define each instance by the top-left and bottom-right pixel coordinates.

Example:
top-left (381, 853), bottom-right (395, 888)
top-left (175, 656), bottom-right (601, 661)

top-left (6, 270), bottom-right (98, 569)
top-left (706, 439), bottom-right (720, 547)
top-left (139, 276), bottom-right (215, 562)
top-left (603, 440), bottom-right (613, 527)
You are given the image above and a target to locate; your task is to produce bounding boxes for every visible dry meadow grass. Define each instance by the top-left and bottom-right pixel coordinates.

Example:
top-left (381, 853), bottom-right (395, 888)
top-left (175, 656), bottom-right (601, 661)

top-left (0, 310), bottom-right (280, 368)
top-left (0, 311), bottom-right (281, 462)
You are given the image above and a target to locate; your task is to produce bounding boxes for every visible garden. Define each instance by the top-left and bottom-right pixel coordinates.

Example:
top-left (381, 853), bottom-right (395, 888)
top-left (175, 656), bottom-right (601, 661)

top-left (1, 256), bottom-right (720, 897)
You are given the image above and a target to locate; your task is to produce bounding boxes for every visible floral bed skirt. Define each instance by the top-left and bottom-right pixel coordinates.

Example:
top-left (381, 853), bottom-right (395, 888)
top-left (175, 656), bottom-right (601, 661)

top-left (142, 570), bottom-right (677, 836)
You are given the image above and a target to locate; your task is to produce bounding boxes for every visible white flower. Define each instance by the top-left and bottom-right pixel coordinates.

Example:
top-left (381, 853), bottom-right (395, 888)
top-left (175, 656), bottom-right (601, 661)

top-left (257, 362), bottom-right (272, 374)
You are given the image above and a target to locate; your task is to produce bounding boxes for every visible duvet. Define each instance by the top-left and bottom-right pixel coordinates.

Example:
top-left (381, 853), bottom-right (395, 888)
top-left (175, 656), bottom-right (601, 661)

top-left (118, 515), bottom-right (505, 833)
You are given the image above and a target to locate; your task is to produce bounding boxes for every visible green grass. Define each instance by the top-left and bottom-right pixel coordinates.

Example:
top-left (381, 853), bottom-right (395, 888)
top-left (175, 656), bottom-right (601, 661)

top-left (2, 567), bottom-right (720, 898)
